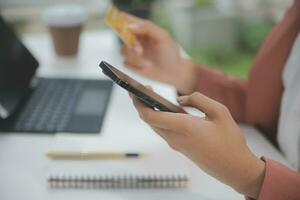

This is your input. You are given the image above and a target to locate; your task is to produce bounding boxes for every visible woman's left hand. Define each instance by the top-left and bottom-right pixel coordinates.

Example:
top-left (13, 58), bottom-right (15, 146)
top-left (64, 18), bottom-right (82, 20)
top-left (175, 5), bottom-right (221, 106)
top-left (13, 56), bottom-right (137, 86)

top-left (130, 92), bottom-right (265, 199)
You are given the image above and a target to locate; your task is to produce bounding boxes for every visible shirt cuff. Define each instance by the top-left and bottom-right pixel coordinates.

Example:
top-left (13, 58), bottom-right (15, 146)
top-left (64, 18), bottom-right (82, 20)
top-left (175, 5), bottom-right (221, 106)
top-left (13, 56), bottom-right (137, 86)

top-left (245, 157), bottom-right (300, 200)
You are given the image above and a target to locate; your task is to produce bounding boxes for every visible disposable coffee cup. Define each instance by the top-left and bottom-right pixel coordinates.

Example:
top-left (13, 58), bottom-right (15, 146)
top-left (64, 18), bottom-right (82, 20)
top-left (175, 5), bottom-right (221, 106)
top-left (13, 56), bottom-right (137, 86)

top-left (43, 4), bottom-right (87, 56)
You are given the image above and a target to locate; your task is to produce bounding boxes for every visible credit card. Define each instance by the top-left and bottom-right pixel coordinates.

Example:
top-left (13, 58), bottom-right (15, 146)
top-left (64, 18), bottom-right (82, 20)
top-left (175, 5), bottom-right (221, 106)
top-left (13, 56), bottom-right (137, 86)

top-left (105, 5), bottom-right (137, 48)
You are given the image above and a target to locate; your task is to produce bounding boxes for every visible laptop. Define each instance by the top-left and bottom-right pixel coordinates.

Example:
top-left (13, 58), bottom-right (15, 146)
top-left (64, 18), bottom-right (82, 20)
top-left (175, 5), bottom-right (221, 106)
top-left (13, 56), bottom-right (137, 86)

top-left (0, 16), bottom-right (113, 133)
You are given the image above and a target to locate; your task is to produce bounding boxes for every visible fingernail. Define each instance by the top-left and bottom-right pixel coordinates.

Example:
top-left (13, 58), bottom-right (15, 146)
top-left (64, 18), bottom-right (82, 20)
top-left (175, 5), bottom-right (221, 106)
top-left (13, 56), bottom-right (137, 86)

top-left (177, 96), bottom-right (188, 103)
top-left (128, 92), bottom-right (133, 99)
top-left (145, 85), bottom-right (153, 90)
top-left (128, 23), bottom-right (140, 30)
top-left (133, 45), bottom-right (143, 55)
top-left (141, 60), bottom-right (152, 68)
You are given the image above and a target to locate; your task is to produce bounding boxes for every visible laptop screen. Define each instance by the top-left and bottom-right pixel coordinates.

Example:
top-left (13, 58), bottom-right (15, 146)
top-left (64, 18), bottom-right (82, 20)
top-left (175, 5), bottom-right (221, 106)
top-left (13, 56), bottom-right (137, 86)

top-left (0, 16), bottom-right (38, 119)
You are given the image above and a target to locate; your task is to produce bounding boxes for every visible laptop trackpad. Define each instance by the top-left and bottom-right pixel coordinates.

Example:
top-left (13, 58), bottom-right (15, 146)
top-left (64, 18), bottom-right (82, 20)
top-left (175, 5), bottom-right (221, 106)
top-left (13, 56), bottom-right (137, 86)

top-left (76, 90), bottom-right (107, 115)
top-left (66, 89), bottom-right (109, 133)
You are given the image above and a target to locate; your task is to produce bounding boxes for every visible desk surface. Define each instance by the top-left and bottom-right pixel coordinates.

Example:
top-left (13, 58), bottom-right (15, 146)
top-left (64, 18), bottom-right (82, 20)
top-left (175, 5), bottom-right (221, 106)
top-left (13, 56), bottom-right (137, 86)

top-left (0, 30), bottom-right (288, 200)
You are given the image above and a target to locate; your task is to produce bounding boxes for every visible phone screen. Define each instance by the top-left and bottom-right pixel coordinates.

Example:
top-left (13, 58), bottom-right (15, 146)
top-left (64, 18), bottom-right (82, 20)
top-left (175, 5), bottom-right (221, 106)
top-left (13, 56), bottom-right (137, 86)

top-left (100, 61), bottom-right (183, 113)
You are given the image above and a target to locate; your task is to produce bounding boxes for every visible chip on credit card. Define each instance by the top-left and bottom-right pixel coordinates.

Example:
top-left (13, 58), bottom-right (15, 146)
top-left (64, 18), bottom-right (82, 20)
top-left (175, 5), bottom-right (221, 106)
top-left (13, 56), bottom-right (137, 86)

top-left (105, 5), bottom-right (137, 48)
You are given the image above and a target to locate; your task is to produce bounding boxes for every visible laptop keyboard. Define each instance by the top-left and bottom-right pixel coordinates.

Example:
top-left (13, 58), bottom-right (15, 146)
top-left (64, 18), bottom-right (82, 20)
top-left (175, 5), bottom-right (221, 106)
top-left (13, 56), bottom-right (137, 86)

top-left (14, 79), bottom-right (84, 133)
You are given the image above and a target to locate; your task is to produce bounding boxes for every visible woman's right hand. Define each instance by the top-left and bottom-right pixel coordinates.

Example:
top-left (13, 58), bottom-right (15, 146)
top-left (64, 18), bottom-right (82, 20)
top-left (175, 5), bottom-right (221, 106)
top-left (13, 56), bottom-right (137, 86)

top-left (130, 92), bottom-right (266, 199)
top-left (121, 13), bottom-right (197, 94)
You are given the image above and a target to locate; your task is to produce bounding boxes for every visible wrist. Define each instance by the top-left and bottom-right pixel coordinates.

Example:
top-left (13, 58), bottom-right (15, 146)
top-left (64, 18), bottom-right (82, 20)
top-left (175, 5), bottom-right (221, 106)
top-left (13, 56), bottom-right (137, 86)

top-left (174, 58), bottom-right (198, 95)
top-left (234, 152), bottom-right (266, 199)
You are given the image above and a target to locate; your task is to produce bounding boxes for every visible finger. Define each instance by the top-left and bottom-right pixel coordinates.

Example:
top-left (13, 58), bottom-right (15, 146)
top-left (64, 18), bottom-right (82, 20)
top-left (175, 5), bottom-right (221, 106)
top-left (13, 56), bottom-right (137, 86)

top-left (122, 48), bottom-right (153, 69)
top-left (151, 126), bottom-right (172, 142)
top-left (121, 47), bottom-right (152, 69)
top-left (119, 13), bottom-right (144, 55)
top-left (124, 60), bottom-right (141, 71)
top-left (177, 92), bottom-right (229, 120)
top-left (132, 42), bottom-right (143, 56)
top-left (122, 12), bottom-right (144, 24)
top-left (151, 126), bottom-right (185, 151)
top-left (131, 96), bottom-right (186, 131)
top-left (145, 85), bottom-right (153, 91)
top-left (124, 60), bottom-right (152, 74)
top-left (128, 92), bottom-right (133, 99)
top-left (123, 13), bottom-right (166, 41)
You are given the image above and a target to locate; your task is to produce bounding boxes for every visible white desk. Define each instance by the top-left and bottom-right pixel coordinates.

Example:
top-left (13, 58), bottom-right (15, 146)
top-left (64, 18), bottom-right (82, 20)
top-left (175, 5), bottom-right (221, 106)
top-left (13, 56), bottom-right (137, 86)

top-left (0, 30), bottom-right (289, 200)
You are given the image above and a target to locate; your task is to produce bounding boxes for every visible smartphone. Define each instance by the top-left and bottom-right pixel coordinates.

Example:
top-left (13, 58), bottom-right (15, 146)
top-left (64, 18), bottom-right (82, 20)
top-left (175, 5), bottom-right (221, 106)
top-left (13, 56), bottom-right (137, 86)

top-left (99, 61), bottom-right (183, 113)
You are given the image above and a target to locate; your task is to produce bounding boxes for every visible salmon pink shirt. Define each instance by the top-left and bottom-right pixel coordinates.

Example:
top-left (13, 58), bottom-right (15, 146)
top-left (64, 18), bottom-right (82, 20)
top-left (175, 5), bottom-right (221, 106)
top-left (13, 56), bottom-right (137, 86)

top-left (194, 1), bottom-right (300, 199)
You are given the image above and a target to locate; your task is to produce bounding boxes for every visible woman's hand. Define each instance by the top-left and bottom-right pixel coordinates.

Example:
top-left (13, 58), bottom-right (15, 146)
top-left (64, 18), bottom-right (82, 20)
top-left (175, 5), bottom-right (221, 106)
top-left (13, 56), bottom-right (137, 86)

top-left (130, 92), bottom-right (265, 199)
top-left (121, 13), bottom-right (197, 94)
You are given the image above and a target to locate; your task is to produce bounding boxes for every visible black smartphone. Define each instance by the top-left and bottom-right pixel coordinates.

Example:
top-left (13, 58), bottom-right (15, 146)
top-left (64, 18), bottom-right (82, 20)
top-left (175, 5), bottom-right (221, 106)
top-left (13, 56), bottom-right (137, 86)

top-left (99, 61), bottom-right (183, 113)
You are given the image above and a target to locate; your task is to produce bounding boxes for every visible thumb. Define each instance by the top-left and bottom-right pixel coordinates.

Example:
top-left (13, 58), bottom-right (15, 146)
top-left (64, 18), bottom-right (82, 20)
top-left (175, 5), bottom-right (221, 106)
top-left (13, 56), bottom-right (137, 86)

top-left (177, 92), bottom-right (228, 120)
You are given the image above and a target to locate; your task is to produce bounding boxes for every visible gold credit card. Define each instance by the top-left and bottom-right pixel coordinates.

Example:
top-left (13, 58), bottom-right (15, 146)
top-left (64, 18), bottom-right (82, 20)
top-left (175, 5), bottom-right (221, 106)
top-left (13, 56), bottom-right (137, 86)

top-left (105, 5), bottom-right (137, 48)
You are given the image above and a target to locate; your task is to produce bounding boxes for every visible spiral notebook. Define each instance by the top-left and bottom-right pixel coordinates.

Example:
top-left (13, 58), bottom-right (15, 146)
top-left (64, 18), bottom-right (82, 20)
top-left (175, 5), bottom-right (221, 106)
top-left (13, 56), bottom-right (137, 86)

top-left (46, 137), bottom-right (190, 189)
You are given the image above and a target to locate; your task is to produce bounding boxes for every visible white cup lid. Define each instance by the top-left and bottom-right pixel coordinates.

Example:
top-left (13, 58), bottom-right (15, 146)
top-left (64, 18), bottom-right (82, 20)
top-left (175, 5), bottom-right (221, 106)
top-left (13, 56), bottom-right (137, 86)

top-left (43, 4), bottom-right (87, 27)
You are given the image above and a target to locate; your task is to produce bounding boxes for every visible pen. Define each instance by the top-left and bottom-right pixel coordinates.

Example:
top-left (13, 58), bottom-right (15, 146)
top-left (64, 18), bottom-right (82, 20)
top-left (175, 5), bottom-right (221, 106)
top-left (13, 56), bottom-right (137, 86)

top-left (46, 151), bottom-right (147, 160)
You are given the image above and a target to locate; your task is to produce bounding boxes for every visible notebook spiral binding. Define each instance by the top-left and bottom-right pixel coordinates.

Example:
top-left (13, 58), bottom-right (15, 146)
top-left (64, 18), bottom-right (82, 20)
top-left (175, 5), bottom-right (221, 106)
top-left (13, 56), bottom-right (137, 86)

top-left (48, 175), bottom-right (189, 189)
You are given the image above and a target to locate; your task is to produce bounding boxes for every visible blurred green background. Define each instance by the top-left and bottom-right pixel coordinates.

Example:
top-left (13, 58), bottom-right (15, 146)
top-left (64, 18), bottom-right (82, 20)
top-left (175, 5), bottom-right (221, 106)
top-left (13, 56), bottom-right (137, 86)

top-left (110, 0), bottom-right (279, 80)
top-left (151, 0), bottom-right (276, 80)
top-left (1, 0), bottom-right (288, 80)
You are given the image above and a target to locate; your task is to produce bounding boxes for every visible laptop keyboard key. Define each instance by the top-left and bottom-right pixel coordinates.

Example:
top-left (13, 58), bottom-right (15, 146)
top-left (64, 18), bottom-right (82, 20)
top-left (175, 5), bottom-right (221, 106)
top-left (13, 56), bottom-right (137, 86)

top-left (14, 79), bottom-right (83, 133)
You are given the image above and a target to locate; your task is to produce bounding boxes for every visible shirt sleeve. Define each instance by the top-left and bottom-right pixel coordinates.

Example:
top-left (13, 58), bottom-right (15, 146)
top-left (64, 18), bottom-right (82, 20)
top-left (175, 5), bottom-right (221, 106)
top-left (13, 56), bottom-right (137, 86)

top-left (195, 66), bottom-right (247, 122)
top-left (194, 2), bottom-right (300, 146)
top-left (246, 157), bottom-right (300, 200)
